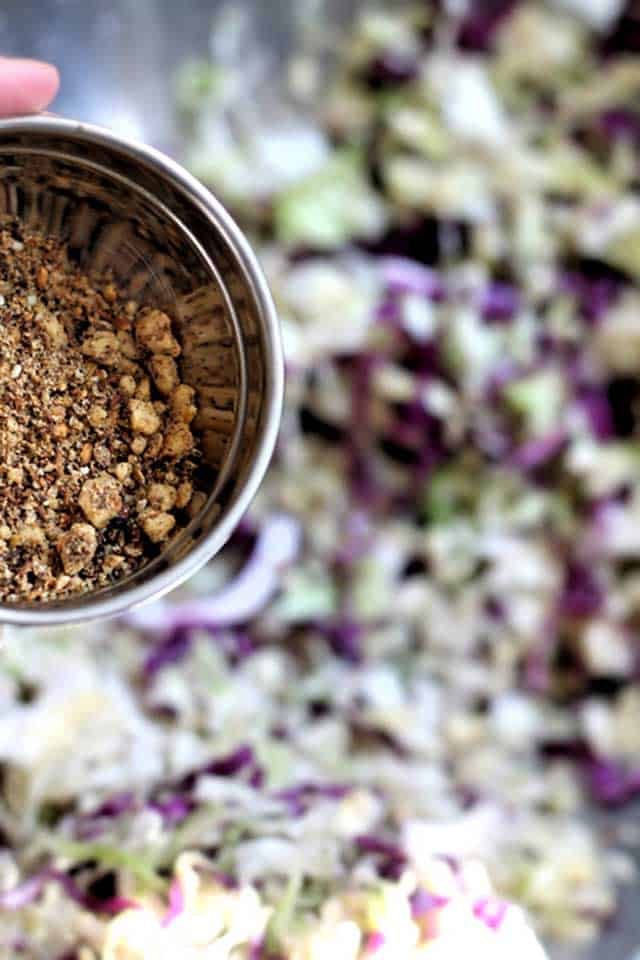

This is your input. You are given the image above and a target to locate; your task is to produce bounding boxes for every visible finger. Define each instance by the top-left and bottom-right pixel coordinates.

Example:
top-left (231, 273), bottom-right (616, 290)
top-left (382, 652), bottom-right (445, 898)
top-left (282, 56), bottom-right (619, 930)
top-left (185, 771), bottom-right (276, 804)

top-left (0, 58), bottom-right (60, 116)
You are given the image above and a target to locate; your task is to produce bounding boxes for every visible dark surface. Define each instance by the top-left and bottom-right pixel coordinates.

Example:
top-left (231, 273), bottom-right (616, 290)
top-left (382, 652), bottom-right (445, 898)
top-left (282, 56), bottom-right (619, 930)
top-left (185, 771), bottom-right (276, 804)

top-left (0, 2), bottom-right (639, 958)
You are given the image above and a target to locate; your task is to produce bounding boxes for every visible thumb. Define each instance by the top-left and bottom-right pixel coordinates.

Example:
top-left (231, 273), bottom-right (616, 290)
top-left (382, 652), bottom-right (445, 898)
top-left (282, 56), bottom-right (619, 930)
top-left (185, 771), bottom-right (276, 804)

top-left (0, 57), bottom-right (59, 117)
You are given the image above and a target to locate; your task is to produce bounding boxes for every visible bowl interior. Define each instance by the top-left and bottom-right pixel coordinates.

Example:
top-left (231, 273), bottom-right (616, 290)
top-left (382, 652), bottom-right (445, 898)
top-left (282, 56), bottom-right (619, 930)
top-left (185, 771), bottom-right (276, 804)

top-left (0, 121), bottom-right (279, 622)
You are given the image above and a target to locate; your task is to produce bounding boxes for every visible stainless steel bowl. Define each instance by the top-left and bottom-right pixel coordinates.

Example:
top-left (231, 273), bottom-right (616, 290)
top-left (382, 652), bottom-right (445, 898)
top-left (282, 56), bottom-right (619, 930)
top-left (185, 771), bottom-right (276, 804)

top-left (0, 114), bottom-right (283, 625)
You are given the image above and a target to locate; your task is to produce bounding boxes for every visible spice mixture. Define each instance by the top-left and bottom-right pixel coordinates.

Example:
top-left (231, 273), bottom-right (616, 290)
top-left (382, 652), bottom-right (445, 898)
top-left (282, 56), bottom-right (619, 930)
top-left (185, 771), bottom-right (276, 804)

top-left (0, 222), bottom-right (204, 603)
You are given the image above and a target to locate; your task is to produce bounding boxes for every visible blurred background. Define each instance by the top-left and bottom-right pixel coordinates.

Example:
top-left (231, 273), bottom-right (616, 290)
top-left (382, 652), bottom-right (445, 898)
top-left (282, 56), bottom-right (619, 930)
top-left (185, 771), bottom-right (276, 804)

top-left (0, 0), bottom-right (360, 148)
top-left (2, 2), bottom-right (640, 960)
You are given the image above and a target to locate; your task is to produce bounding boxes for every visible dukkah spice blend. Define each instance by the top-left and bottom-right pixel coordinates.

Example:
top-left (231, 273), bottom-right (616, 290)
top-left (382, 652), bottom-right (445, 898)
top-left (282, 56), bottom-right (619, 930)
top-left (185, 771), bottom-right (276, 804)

top-left (0, 222), bottom-right (207, 603)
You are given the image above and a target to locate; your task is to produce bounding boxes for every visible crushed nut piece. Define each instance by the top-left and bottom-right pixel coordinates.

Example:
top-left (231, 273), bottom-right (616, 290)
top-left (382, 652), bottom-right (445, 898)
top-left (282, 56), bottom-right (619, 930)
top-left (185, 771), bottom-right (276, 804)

top-left (135, 376), bottom-right (151, 400)
top-left (148, 483), bottom-right (177, 511)
top-left (129, 399), bottom-right (161, 436)
top-left (141, 510), bottom-right (176, 543)
top-left (10, 524), bottom-right (47, 550)
top-left (103, 554), bottom-right (125, 574)
top-left (163, 421), bottom-right (194, 459)
top-left (0, 223), bottom-right (206, 602)
top-left (116, 330), bottom-right (139, 360)
top-left (114, 462), bottom-right (131, 483)
top-left (131, 436), bottom-right (148, 455)
top-left (146, 434), bottom-right (164, 459)
top-left (36, 310), bottom-right (67, 346)
top-left (78, 475), bottom-right (123, 529)
top-left (175, 481), bottom-right (193, 510)
top-left (89, 406), bottom-right (108, 429)
top-left (149, 355), bottom-right (179, 396)
top-left (135, 309), bottom-right (181, 356)
top-left (57, 523), bottom-right (97, 575)
top-left (81, 331), bottom-right (120, 365)
top-left (171, 384), bottom-right (197, 424)
top-left (118, 374), bottom-right (137, 397)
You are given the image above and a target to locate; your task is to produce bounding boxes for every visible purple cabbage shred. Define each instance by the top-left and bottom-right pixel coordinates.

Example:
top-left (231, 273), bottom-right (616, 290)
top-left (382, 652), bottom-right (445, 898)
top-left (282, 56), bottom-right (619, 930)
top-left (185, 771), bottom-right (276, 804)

top-left (143, 628), bottom-right (193, 679)
top-left (364, 52), bottom-right (419, 90)
top-left (410, 887), bottom-right (450, 918)
top-left (355, 834), bottom-right (407, 879)
top-left (277, 782), bottom-right (351, 816)
top-left (510, 430), bottom-right (566, 470)
top-left (473, 896), bottom-right (510, 931)
top-left (560, 270), bottom-right (621, 324)
top-left (456, 0), bottom-right (518, 52)
top-left (365, 931), bottom-right (386, 951)
top-left (577, 386), bottom-right (614, 441)
top-left (180, 744), bottom-right (255, 791)
top-left (479, 283), bottom-right (520, 323)
top-left (0, 868), bottom-right (136, 916)
top-left (587, 757), bottom-right (640, 807)
top-left (561, 563), bottom-right (604, 618)
top-left (382, 258), bottom-right (446, 301)
top-left (161, 879), bottom-right (185, 927)
top-left (149, 794), bottom-right (195, 826)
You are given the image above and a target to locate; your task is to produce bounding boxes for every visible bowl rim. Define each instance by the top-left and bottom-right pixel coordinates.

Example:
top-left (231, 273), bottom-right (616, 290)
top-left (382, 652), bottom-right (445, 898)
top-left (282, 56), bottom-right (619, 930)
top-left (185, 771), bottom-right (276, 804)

top-left (0, 114), bottom-right (284, 626)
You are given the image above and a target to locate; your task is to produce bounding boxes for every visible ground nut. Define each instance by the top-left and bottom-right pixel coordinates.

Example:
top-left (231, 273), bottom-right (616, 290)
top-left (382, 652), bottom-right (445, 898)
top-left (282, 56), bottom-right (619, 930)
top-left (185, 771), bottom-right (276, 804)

top-left (119, 375), bottom-right (137, 397)
top-left (0, 224), bottom-right (203, 603)
top-left (89, 406), bottom-right (108, 429)
top-left (116, 357), bottom-right (141, 377)
top-left (135, 377), bottom-right (151, 400)
top-left (175, 481), bottom-right (193, 509)
top-left (141, 510), bottom-right (176, 543)
top-left (10, 524), bottom-right (47, 550)
top-left (116, 330), bottom-right (139, 359)
top-left (147, 483), bottom-right (177, 511)
top-left (149, 355), bottom-right (179, 396)
top-left (129, 399), bottom-right (161, 436)
top-left (170, 384), bottom-right (197, 424)
top-left (114, 462), bottom-right (131, 482)
top-left (81, 331), bottom-right (120, 365)
top-left (163, 421), bottom-right (194, 459)
top-left (131, 436), bottom-right (147, 455)
top-left (57, 523), bottom-right (97, 574)
top-left (103, 554), bottom-right (125, 575)
top-left (78, 475), bottom-right (123, 529)
top-left (135, 309), bottom-right (181, 356)
top-left (7, 467), bottom-right (23, 485)
top-left (145, 434), bottom-right (164, 458)
top-left (36, 310), bottom-right (67, 347)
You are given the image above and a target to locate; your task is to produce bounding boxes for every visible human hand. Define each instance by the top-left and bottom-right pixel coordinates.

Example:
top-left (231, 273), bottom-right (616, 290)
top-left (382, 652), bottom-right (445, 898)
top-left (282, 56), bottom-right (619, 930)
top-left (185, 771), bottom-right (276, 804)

top-left (0, 56), bottom-right (59, 116)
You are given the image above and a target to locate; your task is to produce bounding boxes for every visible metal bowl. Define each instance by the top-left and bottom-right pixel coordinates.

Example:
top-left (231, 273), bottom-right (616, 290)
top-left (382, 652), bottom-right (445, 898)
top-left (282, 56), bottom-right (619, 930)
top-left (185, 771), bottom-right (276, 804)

top-left (0, 115), bottom-right (283, 625)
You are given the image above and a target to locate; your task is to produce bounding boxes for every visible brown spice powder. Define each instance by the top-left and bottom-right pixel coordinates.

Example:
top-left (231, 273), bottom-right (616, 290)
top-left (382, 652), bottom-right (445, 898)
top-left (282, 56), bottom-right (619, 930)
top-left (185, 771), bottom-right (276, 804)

top-left (0, 222), bottom-right (207, 603)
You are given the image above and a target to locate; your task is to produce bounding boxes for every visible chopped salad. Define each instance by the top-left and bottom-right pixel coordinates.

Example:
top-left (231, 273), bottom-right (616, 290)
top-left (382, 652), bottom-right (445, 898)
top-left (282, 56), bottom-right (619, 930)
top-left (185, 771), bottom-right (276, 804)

top-left (2, 1), bottom-right (640, 958)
